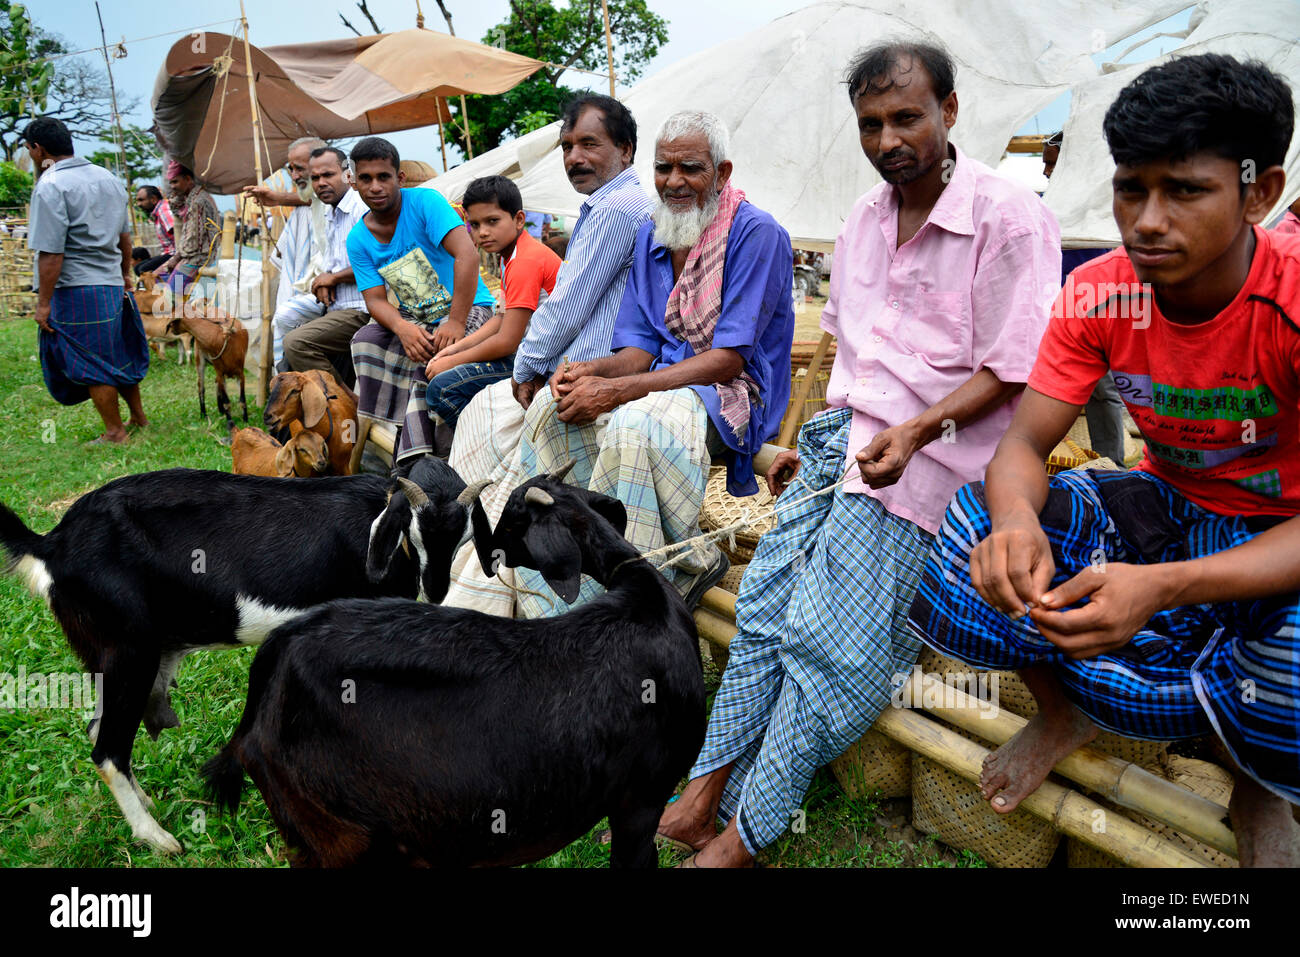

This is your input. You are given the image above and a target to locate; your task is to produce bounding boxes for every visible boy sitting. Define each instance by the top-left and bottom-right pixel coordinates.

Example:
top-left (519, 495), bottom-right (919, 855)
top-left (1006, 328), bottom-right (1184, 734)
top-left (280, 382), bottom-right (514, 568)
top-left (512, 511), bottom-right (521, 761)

top-left (424, 176), bottom-right (561, 429)
top-left (907, 53), bottom-right (1300, 866)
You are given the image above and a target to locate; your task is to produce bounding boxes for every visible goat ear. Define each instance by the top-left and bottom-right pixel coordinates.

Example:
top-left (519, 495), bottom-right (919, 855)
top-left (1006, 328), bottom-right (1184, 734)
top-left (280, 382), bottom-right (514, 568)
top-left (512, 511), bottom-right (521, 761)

top-left (366, 496), bottom-right (409, 585)
top-left (274, 444), bottom-right (295, 477)
top-left (472, 499), bottom-right (502, 577)
top-left (523, 520), bottom-right (582, 605)
top-left (302, 380), bottom-right (327, 429)
top-left (586, 492), bottom-right (628, 538)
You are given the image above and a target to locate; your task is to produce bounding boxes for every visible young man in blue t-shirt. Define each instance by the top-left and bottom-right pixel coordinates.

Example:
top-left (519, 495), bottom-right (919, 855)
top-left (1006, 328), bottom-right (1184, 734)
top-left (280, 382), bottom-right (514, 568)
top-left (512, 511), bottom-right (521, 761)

top-left (346, 136), bottom-right (496, 462)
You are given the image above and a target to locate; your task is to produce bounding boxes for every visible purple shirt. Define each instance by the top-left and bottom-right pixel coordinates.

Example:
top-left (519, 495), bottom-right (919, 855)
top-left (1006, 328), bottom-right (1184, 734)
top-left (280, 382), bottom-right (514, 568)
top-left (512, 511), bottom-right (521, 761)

top-left (820, 145), bottom-right (1060, 533)
top-left (610, 203), bottom-right (796, 495)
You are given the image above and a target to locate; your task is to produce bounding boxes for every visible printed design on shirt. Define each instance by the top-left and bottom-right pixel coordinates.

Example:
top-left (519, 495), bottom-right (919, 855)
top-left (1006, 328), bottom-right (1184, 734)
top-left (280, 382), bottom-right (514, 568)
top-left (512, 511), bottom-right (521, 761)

top-left (377, 246), bottom-right (450, 325)
top-left (1143, 433), bottom-right (1277, 470)
top-left (1233, 470), bottom-right (1283, 499)
top-left (1112, 371), bottom-right (1278, 422)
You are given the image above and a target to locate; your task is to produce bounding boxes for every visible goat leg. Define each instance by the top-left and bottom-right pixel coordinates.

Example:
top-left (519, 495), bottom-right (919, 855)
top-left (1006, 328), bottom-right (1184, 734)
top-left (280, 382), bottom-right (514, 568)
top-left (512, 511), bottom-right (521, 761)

top-left (239, 372), bottom-right (248, 424)
top-left (198, 353), bottom-right (208, 419)
top-left (143, 649), bottom-right (185, 740)
top-left (216, 369), bottom-right (233, 429)
top-left (92, 646), bottom-right (183, 855)
top-left (607, 804), bottom-right (661, 869)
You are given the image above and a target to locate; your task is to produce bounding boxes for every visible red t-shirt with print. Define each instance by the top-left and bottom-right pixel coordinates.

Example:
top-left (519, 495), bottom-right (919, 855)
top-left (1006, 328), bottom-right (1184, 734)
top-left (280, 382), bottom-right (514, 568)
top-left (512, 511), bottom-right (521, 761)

top-left (501, 229), bottom-right (561, 312)
top-left (1029, 226), bottom-right (1300, 518)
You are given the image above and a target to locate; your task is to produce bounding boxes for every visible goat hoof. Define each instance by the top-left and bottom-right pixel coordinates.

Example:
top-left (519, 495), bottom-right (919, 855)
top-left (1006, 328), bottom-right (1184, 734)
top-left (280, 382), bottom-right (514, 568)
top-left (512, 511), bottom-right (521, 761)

top-left (143, 703), bottom-right (180, 740)
top-left (136, 822), bottom-right (182, 855)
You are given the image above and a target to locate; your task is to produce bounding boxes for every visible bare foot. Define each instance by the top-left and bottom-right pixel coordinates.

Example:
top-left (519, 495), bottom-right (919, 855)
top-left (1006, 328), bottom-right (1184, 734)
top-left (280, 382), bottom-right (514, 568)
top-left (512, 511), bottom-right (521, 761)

top-left (981, 706), bottom-right (1097, 814)
top-left (1230, 771), bottom-right (1300, 867)
top-left (688, 820), bottom-right (754, 868)
top-left (127, 415), bottom-right (148, 430)
top-left (86, 430), bottom-right (129, 445)
top-left (658, 793), bottom-right (720, 852)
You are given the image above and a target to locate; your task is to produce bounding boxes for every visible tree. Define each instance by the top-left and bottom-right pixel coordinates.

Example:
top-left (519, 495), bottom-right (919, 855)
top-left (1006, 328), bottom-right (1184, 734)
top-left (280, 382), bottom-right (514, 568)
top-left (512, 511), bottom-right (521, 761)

top-left (0, 15), bottom-right (134, 161)
top-left (447, 0), bottom-right (669, 155)
top-left (0, 160), bottom-right (33, 208)
top-left (87, 124), bottom-right (162, 186)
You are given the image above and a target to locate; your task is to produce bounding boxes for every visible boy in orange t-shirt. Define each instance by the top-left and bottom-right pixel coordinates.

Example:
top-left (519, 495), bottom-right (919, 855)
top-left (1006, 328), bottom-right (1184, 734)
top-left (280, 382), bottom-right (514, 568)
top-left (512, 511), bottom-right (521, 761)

top-left (424, 175), bottom-right (561, 428)
top-left (908, 54), bottom-right (1300, 865)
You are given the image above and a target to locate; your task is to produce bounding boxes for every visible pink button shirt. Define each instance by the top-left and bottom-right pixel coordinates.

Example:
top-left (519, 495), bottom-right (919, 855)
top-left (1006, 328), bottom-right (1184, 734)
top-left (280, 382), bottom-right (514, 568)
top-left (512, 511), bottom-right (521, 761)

top-left (819, 145), bottom-right (1060, 534)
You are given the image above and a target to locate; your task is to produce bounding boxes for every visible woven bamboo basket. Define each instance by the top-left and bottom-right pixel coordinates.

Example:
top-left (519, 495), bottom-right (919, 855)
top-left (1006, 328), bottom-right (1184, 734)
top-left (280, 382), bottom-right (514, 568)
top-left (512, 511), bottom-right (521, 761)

top-left (1045, 437), bottom-right (1101, 476)
top-left (698, 466), bottom-right (776, 564)
top-left (1067, 755), bottom-right (1236, 868)
top-left (778, 368), bottom-right (829, 443)
top-left (831, 728), bottom-right (912, 800)
top-left (0, 236), bottom-right (35, 316)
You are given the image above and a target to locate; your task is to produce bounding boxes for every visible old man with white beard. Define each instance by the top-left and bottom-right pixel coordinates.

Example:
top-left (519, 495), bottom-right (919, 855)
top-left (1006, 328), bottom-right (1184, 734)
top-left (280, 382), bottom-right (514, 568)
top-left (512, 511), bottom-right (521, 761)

top-left (508, 110), bottom-right (796, 615)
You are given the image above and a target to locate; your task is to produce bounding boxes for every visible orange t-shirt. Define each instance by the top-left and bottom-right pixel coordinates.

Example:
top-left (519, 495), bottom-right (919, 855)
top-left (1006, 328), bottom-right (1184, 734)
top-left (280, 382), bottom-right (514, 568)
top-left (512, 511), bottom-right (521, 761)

top-left (501, 229), bottom-right (561, 312)
top-left (1029, 227), bottom-right (1300, 518)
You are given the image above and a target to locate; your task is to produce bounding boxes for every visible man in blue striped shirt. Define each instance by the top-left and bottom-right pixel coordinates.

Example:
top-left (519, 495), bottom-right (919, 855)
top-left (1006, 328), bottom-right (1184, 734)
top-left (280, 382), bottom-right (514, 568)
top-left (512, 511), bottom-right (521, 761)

top-left (444, 93), bottom-right (655, 614)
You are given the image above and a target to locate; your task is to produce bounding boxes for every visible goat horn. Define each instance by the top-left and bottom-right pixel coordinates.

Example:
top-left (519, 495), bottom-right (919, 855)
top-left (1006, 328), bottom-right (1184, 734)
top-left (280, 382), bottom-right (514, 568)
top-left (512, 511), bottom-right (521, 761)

top-left (524, 487), bottom-right (555, 507)
top-left (456, 478), bottom-right (495, 508)
top-left (549, 457), bottom-right (577, 482)
top-left (396, 476), bottom-right (429, 509)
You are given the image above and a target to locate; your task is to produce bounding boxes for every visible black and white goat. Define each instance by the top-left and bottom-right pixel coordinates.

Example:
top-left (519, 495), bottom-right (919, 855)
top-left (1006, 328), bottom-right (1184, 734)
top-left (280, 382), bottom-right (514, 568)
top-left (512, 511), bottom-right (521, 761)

top-left (204, 466), bottom-right (707, 867)
top-left (0, 457), bottom-right (472, 855)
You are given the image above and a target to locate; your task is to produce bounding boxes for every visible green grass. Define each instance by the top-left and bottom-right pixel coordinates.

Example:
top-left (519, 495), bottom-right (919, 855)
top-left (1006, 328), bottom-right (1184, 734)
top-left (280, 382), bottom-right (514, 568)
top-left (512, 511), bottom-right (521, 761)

top-left (0, 312), bottom-right (980, 869)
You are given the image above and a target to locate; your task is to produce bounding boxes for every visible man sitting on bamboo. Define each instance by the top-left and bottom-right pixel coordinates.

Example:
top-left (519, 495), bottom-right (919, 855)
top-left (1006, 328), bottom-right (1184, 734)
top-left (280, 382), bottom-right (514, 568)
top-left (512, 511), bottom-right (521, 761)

top-left (907, 53), bottom-right (1300, 867)
top-left (510, 110), bottom-right (797, 614)
top-left (658, 42), bottom-right (1060, 866)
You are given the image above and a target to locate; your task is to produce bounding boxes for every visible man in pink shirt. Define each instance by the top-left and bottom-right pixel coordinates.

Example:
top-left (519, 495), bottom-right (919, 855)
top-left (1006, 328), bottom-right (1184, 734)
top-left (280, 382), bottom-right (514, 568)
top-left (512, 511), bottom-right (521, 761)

top-left (658, 41), bottom-right (1060, 867)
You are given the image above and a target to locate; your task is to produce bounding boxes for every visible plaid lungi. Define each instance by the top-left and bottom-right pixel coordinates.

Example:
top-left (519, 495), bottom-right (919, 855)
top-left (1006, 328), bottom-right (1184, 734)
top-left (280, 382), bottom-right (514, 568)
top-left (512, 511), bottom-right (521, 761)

top-left (907, 468), bottom-right (1300, 804)
top-left (351, 304), bottom-right (494, 462)
top-left (691, 407), bottom-right (934, 853)
top-left (41, 285), bottom-right (149, 406)
top-left (442, 378), bottom-right (529, 615)
top-left (513, 386), bottom-right (713, 618)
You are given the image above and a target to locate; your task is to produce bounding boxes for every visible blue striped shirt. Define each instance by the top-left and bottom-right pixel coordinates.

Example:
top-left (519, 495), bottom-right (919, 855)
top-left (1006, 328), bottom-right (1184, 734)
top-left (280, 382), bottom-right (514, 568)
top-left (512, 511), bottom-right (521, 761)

top-left (513, 166), bottom-right (654, 383)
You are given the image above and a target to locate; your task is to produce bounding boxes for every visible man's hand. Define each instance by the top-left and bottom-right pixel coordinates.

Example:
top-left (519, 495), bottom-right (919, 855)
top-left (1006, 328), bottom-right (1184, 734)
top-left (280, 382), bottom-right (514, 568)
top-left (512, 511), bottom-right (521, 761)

top-left (547, 359), bottom-right (594, 400)
top-left (241, 184), bottom-right (276, 205)
top-left (1027, 562), bottom-right (1172, 660)
top-left (311, 272), bottom-right (338, 307)
top-left (425, 353), bottom-right (460, 380)
top-left (969, 510), bottom-right (1056, 619)
top-left (432, 318), bottom-right (465, 353)
top-left (555, 376), bottom-right (625, 425)
top-left (34, 302), bottom-right (53, 333)
top-left (766, 449), bottom-right (801, 498)
top-left (856, 421), bottom-right (925, 489)
top-left (513, 376), bottom-right (546, 410)
top-left (395, 320), bottom-right (438, 364)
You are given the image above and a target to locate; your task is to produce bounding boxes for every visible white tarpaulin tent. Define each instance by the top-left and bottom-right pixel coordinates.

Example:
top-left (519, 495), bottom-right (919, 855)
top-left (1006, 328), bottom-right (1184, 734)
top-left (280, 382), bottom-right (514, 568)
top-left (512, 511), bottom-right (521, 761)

top-left (427, 0), bottom-right (1299, 249)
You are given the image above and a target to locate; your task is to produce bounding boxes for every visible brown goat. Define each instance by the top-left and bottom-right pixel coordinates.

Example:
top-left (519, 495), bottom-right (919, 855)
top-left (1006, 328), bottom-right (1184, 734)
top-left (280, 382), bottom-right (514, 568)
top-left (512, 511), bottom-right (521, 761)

top-left (133, 275), bottom-right (192, 365)
top-left (264, 370), bottom-right (358, 475)
top-left (167, 306), bottom-right (248, 427)
top-left (230, 424), bottom-right (330, 478)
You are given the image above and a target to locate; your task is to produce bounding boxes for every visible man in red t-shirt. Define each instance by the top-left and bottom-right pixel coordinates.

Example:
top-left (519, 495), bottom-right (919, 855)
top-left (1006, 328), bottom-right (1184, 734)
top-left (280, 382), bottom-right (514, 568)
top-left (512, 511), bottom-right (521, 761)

top-left (424, 175), bottom-right (561, 432)
top-left (908, 53), bottom-right (1300, 866)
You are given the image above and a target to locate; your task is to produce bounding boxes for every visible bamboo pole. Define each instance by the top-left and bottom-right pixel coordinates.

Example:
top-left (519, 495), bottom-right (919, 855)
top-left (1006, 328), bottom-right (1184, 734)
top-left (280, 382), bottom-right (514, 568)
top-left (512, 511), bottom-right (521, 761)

top-left (432, 1), bottom-right (474, 158)
top-left (94, 2), bottom-right (135, 232)
top-left (600, 0), bottom-right (616, 96)
top-left (777, 330), bottom-right (833, 447)
top-left (873, 706), bottom-right (1209, 868)
top-left (238, 0), bottom-right (273, 405)
top-left (435, 98), bottom-right (450, 173)
top-left (900, 670), bottom-right (1237, 858)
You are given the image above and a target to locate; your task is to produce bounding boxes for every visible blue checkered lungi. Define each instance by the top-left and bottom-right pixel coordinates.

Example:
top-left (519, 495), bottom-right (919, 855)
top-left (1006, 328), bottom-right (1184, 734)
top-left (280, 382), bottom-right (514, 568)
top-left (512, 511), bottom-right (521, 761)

top-left (690, 407), bottom-right (934, 853)
top-left (907, 468), bottom-right (1300, 804)
top-left (41, 285), bottom-right (149, 405)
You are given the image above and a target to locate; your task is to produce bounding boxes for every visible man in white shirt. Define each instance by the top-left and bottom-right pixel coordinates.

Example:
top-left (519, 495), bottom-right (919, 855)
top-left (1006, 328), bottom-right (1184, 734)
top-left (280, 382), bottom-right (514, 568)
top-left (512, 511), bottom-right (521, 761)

top-left (277, 147), bottom-right (370, 382)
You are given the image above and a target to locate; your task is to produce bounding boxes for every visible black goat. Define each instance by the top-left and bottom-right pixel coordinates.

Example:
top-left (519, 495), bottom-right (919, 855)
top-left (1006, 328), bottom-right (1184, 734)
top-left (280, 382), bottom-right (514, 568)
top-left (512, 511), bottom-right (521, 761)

top-left (204, 467), bottom-right (707, 867)
top-left (0, 457), bottom-right (471, 855)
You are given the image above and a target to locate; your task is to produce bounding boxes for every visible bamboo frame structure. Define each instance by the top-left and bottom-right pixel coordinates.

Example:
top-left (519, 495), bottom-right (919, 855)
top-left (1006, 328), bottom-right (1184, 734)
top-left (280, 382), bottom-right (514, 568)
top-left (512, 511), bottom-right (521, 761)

top-left (693, 603), bottom-right (1239, 864)
top-left (601, 0), bottom-right (617, 96)
top-left (777, 330), bottom-right (833, 447)
top-left (238, 0), bottom-right (274, 405)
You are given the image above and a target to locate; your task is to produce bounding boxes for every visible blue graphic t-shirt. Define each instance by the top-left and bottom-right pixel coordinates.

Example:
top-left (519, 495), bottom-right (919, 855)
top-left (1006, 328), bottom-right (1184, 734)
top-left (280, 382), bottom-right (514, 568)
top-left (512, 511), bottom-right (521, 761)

top-left (347, 187), bottom-right (494, 326)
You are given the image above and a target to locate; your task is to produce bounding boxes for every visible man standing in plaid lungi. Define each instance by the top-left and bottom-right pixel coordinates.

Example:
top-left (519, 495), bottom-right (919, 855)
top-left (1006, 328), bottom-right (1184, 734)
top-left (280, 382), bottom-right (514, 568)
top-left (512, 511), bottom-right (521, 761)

top-left (658, 42), bottom-right (1060, 866)
top-left (26, 117), bottom-right (150, 445)
top-left (908, 55), bottom-right (1300, 866)
top-left (507, 110), bottom-right (796, 615)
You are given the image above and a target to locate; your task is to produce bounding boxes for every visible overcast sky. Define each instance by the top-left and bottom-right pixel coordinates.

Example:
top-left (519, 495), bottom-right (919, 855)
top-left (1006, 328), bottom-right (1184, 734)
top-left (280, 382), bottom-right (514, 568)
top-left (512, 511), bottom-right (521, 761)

top-left (32, 0), bottom-right (1193, 204)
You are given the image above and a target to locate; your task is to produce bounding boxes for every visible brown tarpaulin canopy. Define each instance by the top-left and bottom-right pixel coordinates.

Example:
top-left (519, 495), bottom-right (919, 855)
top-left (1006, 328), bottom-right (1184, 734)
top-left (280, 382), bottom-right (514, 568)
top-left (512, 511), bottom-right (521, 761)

top-left (151, 29), bottom-right (545, 194)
